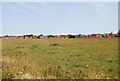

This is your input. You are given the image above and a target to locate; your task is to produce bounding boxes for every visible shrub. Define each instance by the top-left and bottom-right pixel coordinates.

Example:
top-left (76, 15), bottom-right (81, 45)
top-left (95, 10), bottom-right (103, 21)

top-left (48, 43), bottom-right (59, 46)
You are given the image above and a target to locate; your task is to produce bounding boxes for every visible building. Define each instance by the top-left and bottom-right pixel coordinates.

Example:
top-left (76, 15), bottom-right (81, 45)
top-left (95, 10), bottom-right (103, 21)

top-left (58, 35), bottom-right (68, 39)
top-left (2, 35), bottom-right (18, 39)
top-left (91, 34), bottom-right (102, 37)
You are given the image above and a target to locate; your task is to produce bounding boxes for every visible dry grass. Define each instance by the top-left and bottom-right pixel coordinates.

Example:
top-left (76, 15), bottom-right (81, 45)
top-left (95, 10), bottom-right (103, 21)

top-left (2, 38), bottom-right (118, 79)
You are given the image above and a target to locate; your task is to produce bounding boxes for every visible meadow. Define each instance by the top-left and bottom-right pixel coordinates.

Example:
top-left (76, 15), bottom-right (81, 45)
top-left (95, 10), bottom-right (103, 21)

top-left (2, 38), bottom-right (118, 79)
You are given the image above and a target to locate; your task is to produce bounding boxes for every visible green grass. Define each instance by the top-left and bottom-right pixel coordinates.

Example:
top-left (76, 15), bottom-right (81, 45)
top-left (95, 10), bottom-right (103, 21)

top-left (2, 38), bottom-right (118, 79)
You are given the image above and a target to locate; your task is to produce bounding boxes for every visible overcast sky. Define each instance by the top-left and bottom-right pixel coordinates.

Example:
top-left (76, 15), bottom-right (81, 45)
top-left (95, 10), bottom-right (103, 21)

top-left (1, 2), bottom-right (118, 35)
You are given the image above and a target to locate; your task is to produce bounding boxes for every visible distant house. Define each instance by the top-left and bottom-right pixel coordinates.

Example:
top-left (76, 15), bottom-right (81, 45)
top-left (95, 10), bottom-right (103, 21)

top-left (24, 37), bottom-right (30, 39)
top-left (103, 32), bottom-right (116, 37)
top-left (80, 35), bottom-right (86, 37)
top-left (17, 36), bottom-right (24, 39)
top-left (109, 34), bottom-right (117, 37)
top-left (44, 36), bottom-right (49, 39)
top-left (103, 33), bottom-right (111, 37)
top-left (2, 35), bottom-right (18, 39)
top-left (39, 36), bottom-right (44, 39)
top-left (87, 35), bottom-right (92, 37)
top-left (91, 34), bottom-right (102, 37)
top-left (48, 37), bottom-right (54, 39)
top-left (75, 35), bottom-right (80, 38)
top-left (54, 37), bottom-right (59, 39)
top-left (75, 34), bottom-right (82, 38)
top-left (59, 35), bottom-right (68, 39)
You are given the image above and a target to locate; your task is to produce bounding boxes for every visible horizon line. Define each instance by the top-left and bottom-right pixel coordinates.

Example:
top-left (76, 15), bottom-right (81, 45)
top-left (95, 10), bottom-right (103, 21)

top-left (1, 32), bottom-right (118, 36)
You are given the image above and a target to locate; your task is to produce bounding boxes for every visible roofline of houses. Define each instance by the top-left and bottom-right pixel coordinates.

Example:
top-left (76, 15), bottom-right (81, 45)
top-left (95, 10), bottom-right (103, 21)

top-left (0, 32), bottom-right (120, 39)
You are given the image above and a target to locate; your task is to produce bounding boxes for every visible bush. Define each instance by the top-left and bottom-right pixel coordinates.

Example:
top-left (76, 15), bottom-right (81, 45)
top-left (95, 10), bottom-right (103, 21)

top-left (48, 43), bottom-right (59, 46)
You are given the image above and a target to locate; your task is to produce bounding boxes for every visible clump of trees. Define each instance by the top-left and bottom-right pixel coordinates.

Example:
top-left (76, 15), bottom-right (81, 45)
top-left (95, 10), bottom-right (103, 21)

top-left (67, 34), bottom-right (76, 38)
top-left (23, 34), bottom-right (33, 37)
top-left (47, 35), bottom-right (58, 38)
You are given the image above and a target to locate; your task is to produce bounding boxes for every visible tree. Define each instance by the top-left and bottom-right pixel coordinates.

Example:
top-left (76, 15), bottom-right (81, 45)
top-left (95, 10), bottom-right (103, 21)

top-left (37, 34), bottom-right (44, 39)
top-left (39, 34), bottom-right (44, 36)
top-left (23, 34), bottom-right (33, 37)
top-left (67, 34), bottom-right (76, 38)
top-left (47, 35), bottom-right (58, 38)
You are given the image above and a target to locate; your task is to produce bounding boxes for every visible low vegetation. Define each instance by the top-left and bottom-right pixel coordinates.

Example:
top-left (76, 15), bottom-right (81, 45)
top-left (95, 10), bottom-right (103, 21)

top-left (2, 38), bottom-right (118, 79)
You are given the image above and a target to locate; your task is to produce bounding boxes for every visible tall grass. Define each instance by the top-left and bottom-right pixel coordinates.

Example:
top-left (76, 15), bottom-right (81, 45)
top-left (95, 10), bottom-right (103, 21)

top-left (2, 38), bottom-right (118, 79)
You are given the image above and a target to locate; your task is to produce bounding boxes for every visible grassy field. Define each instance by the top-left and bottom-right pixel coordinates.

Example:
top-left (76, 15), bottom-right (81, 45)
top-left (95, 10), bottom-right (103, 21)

top-left (2, 38), bottom-right (118, 79)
